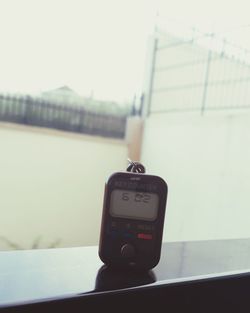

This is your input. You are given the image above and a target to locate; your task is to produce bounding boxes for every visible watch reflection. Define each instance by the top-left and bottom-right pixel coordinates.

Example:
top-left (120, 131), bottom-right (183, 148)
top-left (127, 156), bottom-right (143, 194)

top-left (95, 265), bottom-right (156, 292)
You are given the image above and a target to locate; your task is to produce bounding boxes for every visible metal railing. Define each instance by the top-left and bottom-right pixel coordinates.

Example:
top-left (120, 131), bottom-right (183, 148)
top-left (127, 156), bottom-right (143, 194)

top-left (0, 94), bottom-right (127, 139)
top-left (147, 27), bottom-right (250, 114)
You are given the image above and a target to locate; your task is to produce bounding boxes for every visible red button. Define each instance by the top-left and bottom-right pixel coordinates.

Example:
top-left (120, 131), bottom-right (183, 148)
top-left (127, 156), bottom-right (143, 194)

top-left (137, 233), bottom-right (153, 240)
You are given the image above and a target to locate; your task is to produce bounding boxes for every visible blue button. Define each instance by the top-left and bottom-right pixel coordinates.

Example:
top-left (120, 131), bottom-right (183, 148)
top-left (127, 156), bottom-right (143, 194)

top-left (123, 232), bottom-right (134, 239)
top-left (109, 230), bottom-right (119, 237)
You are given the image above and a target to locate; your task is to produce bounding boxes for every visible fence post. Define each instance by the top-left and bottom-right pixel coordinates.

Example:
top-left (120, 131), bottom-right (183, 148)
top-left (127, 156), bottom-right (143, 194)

top-left (201, 34), bottom-right (213, 115)
top-left (143, 36), bottom-right (158, 117)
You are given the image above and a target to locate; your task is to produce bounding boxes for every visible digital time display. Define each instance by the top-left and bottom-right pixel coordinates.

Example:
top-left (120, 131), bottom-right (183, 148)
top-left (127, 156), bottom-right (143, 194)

top-left (109, 189), bottom-right (159, 221)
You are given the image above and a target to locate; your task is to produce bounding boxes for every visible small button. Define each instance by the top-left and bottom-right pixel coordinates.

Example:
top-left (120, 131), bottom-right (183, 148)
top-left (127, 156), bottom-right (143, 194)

top-left (120, 243), bottom-right (135, 258)
top-left (137, 233), bottom-right (153, 240)
top-left (123, 232), bottom-right (134, 239)
top-left (109, 230), bottom-right (118, 238)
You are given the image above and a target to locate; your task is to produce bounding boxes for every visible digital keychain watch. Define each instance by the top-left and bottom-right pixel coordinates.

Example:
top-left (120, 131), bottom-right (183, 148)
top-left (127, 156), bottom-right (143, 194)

top-left (99, 161), bottom-right (168, 270)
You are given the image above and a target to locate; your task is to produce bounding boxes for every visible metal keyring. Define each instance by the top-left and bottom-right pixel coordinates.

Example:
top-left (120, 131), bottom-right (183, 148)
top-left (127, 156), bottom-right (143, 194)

top-left (126, 159), bottom-right (146, 174)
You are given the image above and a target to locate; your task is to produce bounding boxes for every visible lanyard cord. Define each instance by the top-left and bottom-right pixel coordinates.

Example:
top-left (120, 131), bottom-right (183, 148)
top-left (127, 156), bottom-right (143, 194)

top-left (126, 159), bottom-right (146, 174)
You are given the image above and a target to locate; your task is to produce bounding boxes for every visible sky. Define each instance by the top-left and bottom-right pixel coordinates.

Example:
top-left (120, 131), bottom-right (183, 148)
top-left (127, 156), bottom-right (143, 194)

top-left (0, 0), bottom-right (250, 102)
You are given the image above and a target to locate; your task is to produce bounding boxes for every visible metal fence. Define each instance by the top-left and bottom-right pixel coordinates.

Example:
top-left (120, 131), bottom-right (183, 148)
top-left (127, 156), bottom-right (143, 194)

top-left (0, 94), bottom-right (127, 139)
top-left (146, 27), bottom-right (250, 114)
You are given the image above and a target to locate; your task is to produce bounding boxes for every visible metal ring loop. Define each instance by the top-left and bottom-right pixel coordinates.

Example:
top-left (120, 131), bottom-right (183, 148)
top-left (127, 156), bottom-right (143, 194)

top-left (127, 159), bottom-right (146, 174)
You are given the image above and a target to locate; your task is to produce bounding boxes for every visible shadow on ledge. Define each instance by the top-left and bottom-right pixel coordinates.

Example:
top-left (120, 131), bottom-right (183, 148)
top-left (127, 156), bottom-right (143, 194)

top-left (94, 265), bottom-right (156, 292)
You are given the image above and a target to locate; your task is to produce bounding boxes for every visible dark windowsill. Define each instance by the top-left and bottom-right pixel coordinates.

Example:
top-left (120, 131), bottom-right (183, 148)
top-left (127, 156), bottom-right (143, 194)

top-left (1, 238), bottom-right (250, 312)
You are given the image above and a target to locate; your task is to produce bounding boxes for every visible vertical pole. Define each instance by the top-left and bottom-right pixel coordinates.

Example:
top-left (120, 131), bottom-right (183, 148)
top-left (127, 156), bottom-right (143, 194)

top-left (201, 49), bottom-right (212, 115)
top-left (201, 34), bottom-right (213, 115)
top-left (147, 37), bottom-right (158, 116)
top-left (142, 36), bottom-right (158, 117)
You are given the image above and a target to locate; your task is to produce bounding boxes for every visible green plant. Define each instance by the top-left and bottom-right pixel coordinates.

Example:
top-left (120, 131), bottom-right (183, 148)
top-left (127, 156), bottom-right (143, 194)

top-left (0, 235), bottom-right (61, 250)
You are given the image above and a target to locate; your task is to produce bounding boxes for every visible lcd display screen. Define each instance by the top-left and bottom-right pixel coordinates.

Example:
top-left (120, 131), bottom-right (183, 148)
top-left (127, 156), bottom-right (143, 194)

top-left (110, 189), bottom-right (159, 221)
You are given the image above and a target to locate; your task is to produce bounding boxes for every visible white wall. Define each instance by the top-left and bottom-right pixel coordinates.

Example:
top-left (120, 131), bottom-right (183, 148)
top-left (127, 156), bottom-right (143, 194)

top-left (0, 123), bottom-right (128, 250)
top-left (141, 110), bottom-right (250, 242)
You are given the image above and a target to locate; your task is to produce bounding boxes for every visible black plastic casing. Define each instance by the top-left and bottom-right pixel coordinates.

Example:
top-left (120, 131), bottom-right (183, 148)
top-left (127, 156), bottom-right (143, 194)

top-left (98, 172), bottom-right (168, 270)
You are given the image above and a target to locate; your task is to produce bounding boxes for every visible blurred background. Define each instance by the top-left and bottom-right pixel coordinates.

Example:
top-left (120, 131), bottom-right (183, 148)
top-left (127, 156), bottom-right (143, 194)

top-left (1, 0), bottom-right (250, 250)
